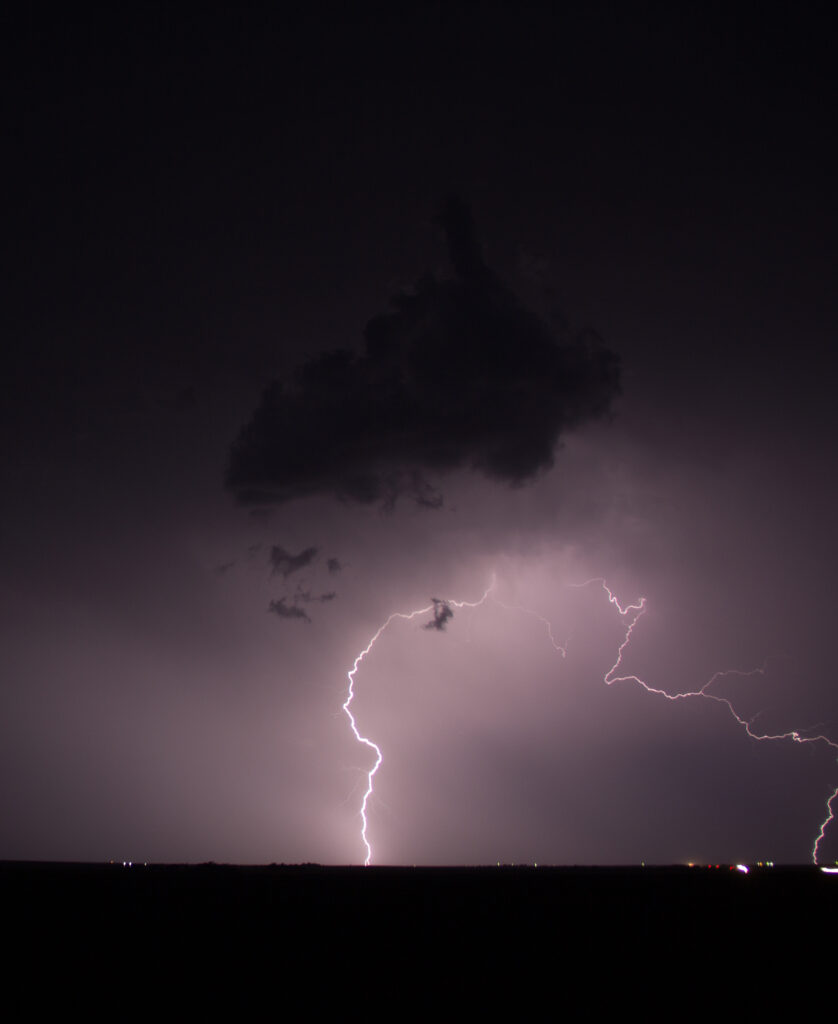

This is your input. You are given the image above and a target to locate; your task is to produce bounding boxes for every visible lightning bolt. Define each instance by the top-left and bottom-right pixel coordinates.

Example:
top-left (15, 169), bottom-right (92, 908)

top-left (813, 787), bottom-right (838, 865)
top-left (494, 598), bottom-right (569, 657)
top-left (577, 577), bottom-right (838, 864)
top-left (342, 580), bottom-right (495, 865)
top-left (343, 574), bottom-right (838, 865)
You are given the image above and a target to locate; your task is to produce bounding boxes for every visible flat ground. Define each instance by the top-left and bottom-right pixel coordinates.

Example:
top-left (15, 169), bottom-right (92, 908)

top-left (3, 862), bottom-right (831, 1009)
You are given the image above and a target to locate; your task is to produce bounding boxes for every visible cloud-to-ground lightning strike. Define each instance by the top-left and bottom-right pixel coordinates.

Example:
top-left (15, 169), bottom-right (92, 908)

top-left (343, 575), bottom-right (838, 865)
top-left (578, 578), bottom-right (838, 864)
top-left (342, 582), bottom-right (495, 865)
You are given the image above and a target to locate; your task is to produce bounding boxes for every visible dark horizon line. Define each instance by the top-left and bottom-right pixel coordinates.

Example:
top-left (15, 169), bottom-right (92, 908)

top-left (0, 858), bottom-right (822, 871)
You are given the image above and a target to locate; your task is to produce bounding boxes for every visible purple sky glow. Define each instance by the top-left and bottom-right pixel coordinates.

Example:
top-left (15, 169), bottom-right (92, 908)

top-left (2, 6), bottom-right (837, 865)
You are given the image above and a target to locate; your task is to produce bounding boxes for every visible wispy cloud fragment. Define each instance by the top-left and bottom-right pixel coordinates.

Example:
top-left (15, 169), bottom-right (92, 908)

top-left (424, 598), bottom-right (453, 631)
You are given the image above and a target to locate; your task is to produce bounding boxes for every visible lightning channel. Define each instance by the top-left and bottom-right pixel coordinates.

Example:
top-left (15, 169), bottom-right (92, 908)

top-left (813, 786), bottom-right (838, 865)
top-left (343, 573), bottom-right (837, 865)
top-left (342, 580), bottom-right (495, 864)
top-left (494, 598), bottom-right (569, 657)
top-left (575, 577), bottom-right (838, 864)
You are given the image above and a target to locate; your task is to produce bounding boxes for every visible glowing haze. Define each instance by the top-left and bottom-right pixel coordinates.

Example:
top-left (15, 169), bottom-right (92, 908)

top-left (343, 571), bottom-right (838, 865)
top-left (3, 8), bottom-right (837, 868)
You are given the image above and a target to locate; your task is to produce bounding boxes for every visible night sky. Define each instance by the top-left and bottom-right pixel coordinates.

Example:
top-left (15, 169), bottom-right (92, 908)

top-left (3, 5), bottom-right (837, 866)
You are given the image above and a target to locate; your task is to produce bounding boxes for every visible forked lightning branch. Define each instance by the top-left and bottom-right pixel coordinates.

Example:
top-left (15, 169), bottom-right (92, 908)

top-left (342, 578), bottom-right (838, 866)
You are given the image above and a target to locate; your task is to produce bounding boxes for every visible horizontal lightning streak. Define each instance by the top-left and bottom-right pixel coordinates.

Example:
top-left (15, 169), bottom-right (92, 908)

top-left (578, 577), bottom-right (838, 864)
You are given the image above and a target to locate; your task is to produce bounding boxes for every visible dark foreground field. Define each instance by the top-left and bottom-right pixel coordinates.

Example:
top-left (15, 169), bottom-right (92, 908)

top-left (3, 862), bottom-right (834, 1009)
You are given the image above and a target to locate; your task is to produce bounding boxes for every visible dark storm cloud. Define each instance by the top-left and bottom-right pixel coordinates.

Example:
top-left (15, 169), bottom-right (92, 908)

top-left (269, 545), bottom-right (319, 578)
top-left (424, 599), bottom-right (453, 632)
top-left (327, 557), bottom-right (343, 575)
top-left (267, 598), bottom-right (311, 623)
top-left (226, 198), bottom-right (620, 508)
